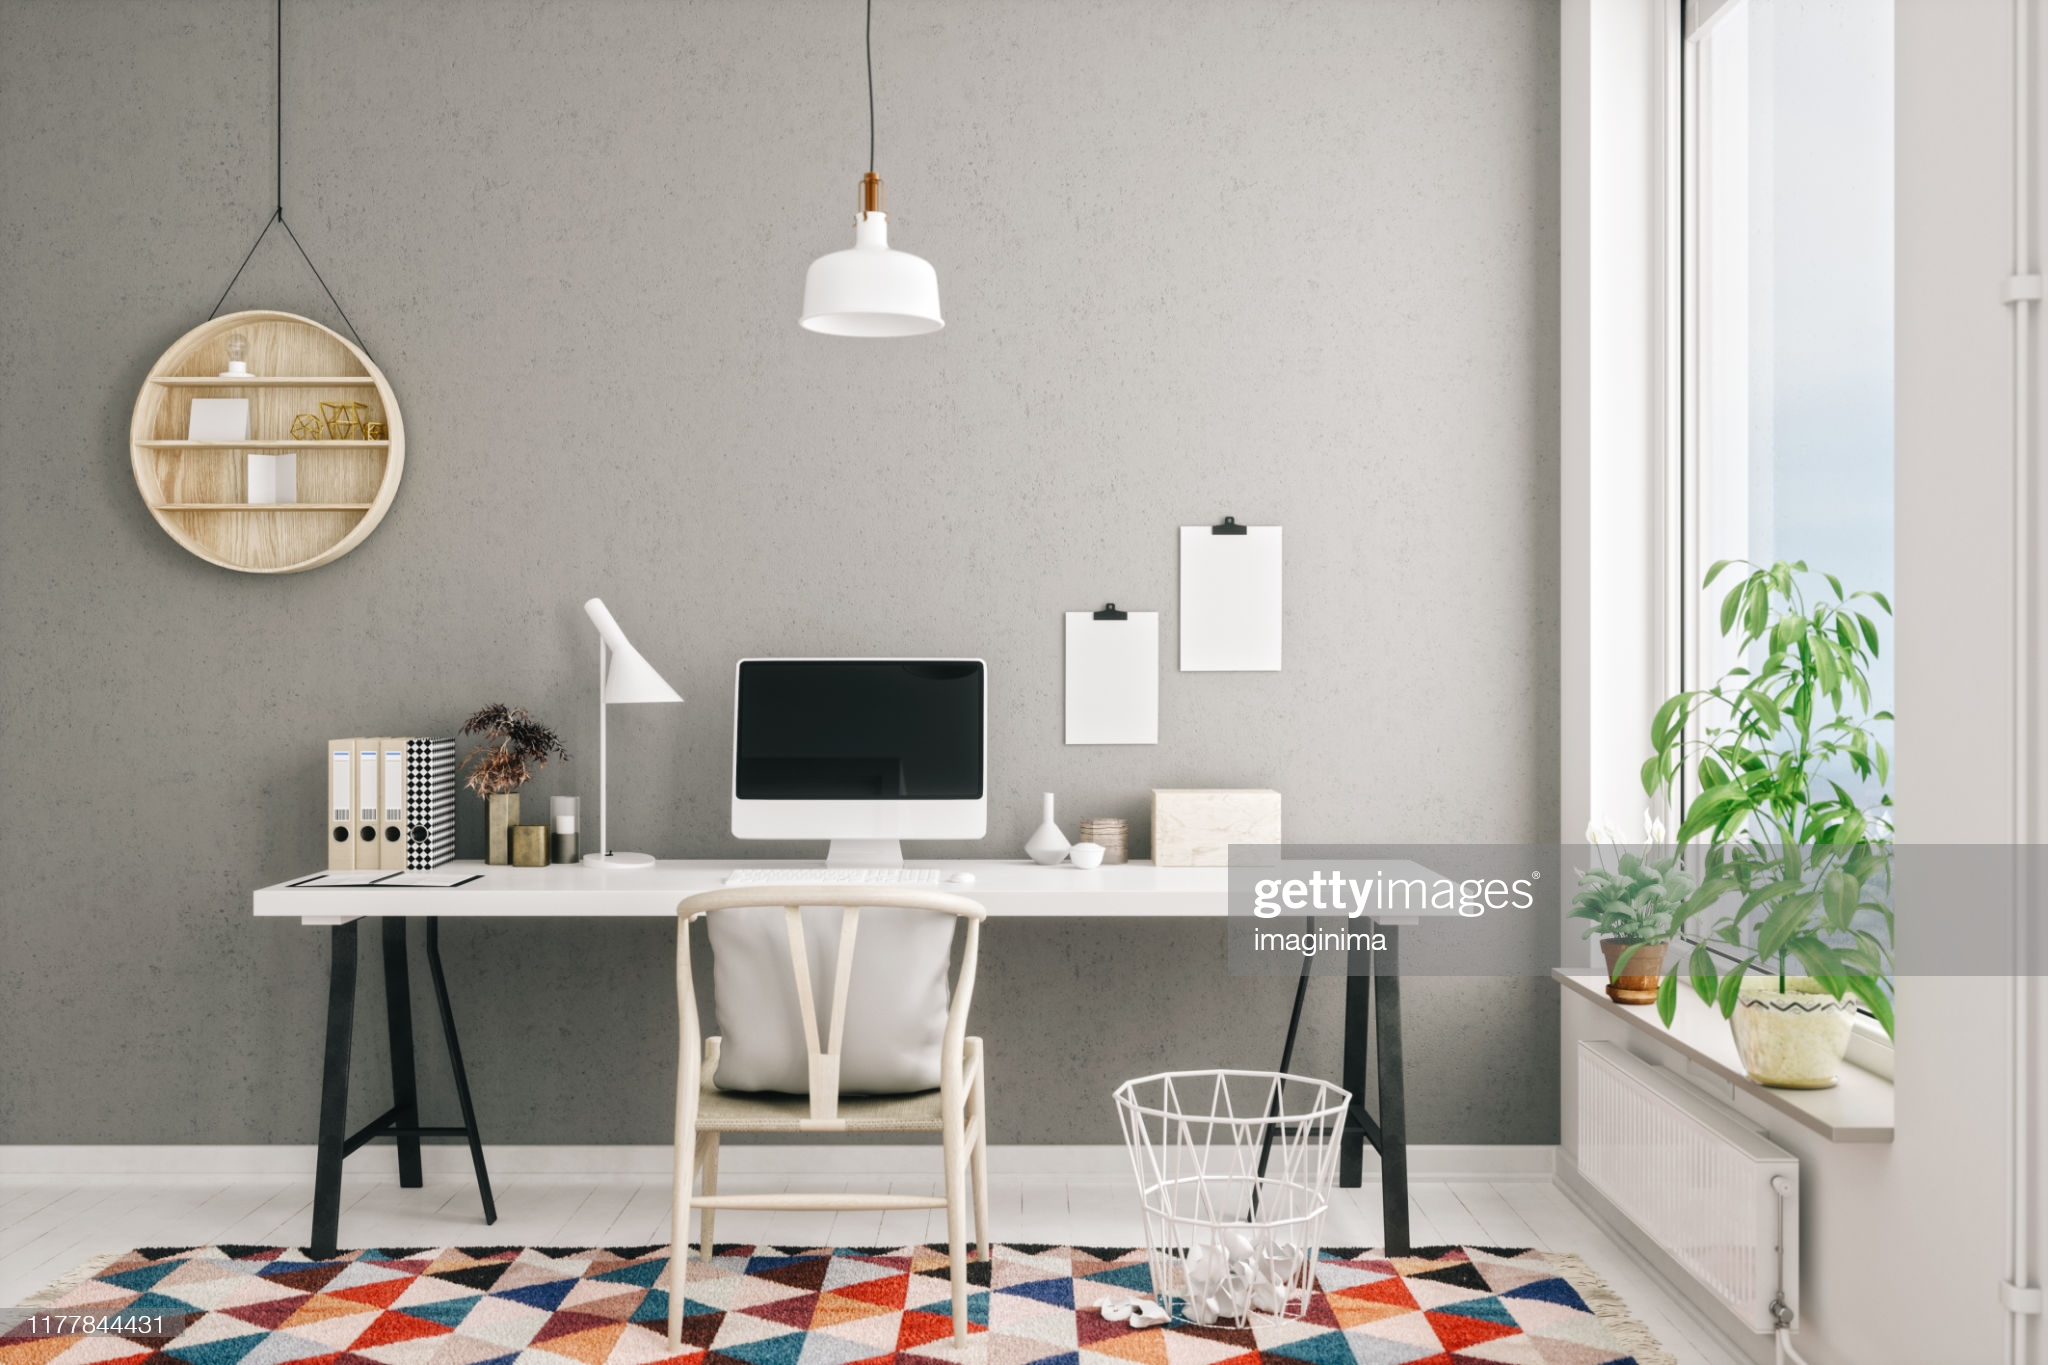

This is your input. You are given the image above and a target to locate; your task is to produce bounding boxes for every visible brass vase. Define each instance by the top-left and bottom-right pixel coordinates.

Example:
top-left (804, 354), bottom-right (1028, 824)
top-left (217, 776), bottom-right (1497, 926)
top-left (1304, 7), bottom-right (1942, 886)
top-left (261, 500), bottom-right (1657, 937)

top-left (487, 793), bottom-right (520, 865)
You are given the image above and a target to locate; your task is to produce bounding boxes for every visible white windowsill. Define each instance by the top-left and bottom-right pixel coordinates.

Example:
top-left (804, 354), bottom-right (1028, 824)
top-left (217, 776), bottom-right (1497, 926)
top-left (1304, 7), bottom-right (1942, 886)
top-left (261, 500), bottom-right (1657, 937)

top-left (1845, 1013), bottom-right (1895, 1080)
top-left (1553, 969), bottom-right (1895, 1142)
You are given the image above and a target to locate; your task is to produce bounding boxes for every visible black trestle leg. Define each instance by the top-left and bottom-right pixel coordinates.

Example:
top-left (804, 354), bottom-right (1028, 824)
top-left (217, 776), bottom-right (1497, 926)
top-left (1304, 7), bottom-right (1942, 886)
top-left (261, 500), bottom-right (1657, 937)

top-left (1248, 920), bottom-right (1316, 1217)
top-left (1340, 937), bottom-right (1371, 1189)
top-left (426, 917), bottom-right (496, 1225)
top-left (381, 919), bottom-right (424, 1189)
top-left (1375, 926), bottom-right (1411, 1256)
top-left (311, 921), bottom-right (359, 1258)
top-left (1256, 919), bottom-right (1315, 1187)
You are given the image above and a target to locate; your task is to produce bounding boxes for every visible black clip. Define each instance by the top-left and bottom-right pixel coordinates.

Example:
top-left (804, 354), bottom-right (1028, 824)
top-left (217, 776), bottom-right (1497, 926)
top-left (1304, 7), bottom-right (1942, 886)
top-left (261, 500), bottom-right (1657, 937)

top-left (1093, 603), bottom-right (1129, 620)
top-left (1212, 515), bottom-right (1248, 535)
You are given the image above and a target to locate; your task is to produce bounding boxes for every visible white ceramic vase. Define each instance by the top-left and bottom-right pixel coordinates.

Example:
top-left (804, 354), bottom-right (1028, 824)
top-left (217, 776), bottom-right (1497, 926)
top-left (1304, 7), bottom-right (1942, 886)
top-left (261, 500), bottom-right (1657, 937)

top-left (1024, 792), bottom-right (1071, 865)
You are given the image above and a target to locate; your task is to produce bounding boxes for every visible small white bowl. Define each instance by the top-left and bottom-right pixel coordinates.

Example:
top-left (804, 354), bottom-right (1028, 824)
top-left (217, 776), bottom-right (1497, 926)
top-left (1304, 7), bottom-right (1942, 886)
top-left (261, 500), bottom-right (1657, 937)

top-left (1068, 842), bottom-right (1105, 869)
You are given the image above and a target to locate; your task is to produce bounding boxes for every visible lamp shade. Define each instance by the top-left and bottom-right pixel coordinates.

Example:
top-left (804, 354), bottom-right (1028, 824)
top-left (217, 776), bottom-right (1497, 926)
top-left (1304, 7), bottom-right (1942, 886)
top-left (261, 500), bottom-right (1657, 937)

top-left (801, 212), bottom-right (943, 337)
top-left (600, 643), bottom-right (681, 704)
top-left (582, 598), bottom-right (682, 704)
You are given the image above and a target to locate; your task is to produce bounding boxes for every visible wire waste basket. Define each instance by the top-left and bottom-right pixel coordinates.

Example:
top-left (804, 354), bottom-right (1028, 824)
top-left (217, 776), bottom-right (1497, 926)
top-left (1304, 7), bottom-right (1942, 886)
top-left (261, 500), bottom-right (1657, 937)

top-left (1114, 1069), bottom-right (1351, 1327)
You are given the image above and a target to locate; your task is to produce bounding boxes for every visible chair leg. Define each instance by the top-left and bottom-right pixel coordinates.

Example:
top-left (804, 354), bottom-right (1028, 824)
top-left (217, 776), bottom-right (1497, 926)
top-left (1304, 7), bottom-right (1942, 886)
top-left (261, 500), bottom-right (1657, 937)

top-left (696, 1131), bottom-right (720, 1261)
top-left (969, 1079), bottom-right (991, 1259)
top-left (670, 1120), bottom-right (693, 1350)
top-left (946, 1145), bottom-right (970, 1348)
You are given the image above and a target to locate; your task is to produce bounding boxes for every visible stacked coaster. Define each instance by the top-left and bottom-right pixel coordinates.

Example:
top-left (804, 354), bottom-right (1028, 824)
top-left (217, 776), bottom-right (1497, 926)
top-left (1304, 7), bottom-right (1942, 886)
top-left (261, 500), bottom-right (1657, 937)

top-left (1079, 817), bottom-right (1128, 864)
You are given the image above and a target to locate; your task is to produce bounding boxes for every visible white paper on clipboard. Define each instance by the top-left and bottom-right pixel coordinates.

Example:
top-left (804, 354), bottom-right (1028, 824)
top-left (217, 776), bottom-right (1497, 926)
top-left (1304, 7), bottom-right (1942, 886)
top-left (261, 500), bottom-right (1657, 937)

top-left (1065, 611), bottom-right (1159, 744)
top-left (1180, 524), bottom-right (1282, 670)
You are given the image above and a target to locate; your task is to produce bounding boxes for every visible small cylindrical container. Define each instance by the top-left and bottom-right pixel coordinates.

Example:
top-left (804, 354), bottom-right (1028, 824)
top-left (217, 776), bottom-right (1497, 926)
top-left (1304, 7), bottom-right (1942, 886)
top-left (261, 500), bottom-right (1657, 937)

top-left (551, 795), bottom-right (581, 864)
top-left (510, 824), bottom-right (549, 867)
top-left (1081, 817), bottom-right (1129, 864)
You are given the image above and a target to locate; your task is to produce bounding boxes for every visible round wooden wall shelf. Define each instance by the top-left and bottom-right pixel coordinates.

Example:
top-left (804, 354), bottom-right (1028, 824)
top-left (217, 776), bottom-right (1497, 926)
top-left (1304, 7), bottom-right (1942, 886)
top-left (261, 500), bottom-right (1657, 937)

top-left (130, 310), bottom-right (404, 574)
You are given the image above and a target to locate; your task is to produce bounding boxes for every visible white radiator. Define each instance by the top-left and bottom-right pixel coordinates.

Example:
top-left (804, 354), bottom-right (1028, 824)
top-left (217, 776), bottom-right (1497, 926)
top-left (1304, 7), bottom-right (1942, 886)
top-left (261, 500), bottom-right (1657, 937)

top-left (1576, 1040), bottom-right (1798, 1334)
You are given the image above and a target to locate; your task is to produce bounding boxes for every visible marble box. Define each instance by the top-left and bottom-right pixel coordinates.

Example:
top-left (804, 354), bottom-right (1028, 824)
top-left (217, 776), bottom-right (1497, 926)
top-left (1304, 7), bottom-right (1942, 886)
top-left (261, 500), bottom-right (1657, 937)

top-left (1151, 788), bottom-right (1282, 866)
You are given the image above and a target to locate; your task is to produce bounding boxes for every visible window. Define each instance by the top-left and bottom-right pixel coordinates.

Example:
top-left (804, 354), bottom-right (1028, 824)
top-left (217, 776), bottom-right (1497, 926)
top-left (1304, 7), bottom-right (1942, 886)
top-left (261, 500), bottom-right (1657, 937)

top-left (1683, 0), bottom-right (1895, 809)
top-left (1680, 0), bottom-right (1896, 1042)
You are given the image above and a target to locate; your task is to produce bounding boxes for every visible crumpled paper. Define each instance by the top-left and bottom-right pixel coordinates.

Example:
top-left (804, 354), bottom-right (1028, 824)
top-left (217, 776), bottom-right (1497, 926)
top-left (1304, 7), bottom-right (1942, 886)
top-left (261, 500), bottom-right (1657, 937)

top-left (1178, 1231), bottom-right (1307, 1325)
top-left (1096, 1296), bottom-right (1170, 1329)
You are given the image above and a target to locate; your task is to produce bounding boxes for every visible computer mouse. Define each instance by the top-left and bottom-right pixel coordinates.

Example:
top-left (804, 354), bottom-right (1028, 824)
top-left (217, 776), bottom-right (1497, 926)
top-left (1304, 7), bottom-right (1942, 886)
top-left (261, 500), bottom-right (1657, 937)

top-left (947, 871), bottom-right (977, 885)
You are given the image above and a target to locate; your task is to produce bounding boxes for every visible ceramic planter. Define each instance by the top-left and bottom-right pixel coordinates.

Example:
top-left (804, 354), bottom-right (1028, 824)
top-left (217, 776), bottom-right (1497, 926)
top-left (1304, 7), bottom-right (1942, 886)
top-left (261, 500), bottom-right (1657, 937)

top-left (1599, 938), bottom-right (1666, 1005)
top-left (486, 792), bottom-right (521, 866)
top-left (1729, 977), bottom-right (1858, 1089)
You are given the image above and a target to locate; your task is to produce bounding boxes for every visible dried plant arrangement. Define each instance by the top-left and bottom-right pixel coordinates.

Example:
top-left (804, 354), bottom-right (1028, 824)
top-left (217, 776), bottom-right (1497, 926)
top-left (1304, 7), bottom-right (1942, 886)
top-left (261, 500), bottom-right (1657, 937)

top-left (459, 703), bottom-right (570, 798)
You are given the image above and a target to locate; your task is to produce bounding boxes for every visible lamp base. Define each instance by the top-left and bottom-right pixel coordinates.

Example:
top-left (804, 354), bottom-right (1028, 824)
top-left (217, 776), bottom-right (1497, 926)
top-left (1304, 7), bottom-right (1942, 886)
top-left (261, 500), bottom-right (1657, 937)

top-left (583, 851), bottom-right (656, 869)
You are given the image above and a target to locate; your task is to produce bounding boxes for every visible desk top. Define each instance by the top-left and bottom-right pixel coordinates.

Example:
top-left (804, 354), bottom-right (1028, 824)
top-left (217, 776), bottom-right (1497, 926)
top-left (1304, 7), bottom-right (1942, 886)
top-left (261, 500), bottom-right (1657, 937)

top-left (255, 859), bottom-right (1230, 924)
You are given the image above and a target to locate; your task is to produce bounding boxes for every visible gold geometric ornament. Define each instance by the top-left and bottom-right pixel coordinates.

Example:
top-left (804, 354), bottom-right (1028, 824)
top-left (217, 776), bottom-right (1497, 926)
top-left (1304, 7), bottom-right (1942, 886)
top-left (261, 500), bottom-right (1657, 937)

top-left (319, 400), bottom-right (370, 439)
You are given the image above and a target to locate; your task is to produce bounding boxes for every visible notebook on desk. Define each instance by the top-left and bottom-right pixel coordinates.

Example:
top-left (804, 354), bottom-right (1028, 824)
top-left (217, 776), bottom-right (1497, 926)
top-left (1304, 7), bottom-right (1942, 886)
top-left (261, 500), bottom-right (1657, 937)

top-left (289, 870), bottom-right (483, 889)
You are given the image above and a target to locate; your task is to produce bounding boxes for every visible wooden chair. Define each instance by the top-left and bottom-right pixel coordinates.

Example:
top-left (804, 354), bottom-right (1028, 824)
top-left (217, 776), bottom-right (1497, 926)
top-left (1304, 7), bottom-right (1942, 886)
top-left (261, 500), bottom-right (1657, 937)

top-left (669, 886), bottom-right (991, 1350)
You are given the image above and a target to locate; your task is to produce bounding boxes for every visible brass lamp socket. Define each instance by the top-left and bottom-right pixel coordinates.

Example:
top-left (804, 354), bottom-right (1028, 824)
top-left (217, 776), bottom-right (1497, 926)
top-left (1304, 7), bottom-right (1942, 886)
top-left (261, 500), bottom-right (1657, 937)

top-left (859, 172), bottom-right (885, 217)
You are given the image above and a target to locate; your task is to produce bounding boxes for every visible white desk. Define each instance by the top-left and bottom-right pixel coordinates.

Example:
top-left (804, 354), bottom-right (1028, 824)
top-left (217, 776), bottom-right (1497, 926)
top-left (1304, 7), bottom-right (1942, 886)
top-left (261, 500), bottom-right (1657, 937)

top-left (255, 858), bottom-right (1229, 924)
top-left (253, 857), bottom-right (1412, 1259)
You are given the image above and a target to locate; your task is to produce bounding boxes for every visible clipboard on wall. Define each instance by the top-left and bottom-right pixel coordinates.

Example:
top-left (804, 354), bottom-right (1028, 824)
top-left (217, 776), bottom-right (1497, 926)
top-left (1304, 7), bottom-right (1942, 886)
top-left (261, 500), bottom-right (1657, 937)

top-left (1065, 605), bottom-right (1159, 745)
top-left (1180, 517), bottom-right (1282, 671)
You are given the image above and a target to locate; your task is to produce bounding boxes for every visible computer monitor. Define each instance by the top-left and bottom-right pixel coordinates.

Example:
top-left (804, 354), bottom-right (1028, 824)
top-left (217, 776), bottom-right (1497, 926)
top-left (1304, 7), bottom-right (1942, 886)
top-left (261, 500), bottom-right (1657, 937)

top-left (731, 658), bottom-right (987, 865)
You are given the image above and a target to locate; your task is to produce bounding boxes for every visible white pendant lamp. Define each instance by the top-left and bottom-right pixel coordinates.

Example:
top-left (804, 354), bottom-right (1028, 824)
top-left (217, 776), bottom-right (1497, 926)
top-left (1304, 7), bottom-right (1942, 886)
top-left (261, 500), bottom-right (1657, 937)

top-left (801, 0), bottom-right (943, 337)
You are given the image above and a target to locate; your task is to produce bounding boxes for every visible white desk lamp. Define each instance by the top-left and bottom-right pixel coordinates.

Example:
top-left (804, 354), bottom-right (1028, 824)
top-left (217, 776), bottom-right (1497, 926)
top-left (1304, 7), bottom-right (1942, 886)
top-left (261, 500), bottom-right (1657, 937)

top-left (581, 598), bottom-right (681, 869)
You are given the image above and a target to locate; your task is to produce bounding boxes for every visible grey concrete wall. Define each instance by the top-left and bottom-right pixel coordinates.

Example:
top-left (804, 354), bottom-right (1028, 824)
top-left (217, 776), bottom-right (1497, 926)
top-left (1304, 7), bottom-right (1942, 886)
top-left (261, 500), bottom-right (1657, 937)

top-left (0, 0), bottom-right (1559, 1146)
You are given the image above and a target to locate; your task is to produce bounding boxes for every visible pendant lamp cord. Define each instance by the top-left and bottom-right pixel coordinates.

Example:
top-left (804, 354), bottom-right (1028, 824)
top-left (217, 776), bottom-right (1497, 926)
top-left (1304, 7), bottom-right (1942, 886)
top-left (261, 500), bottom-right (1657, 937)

top-left (208, 0), bottom-right (372, 358)
top-left (866, 0), bottom-right (875, 175)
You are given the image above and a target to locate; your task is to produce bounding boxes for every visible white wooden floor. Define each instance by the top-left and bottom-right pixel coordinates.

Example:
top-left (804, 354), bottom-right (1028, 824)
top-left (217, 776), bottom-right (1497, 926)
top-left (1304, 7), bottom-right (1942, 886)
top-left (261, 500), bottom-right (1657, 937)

top-left (0, 1173), bottom-right (1742, 1365)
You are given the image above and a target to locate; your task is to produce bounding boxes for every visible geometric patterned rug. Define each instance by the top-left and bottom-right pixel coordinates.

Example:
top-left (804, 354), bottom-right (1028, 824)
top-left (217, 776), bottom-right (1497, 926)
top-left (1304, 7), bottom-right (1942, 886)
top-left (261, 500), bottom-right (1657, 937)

top-left (1, 1244), bottom-right (1672, 1365)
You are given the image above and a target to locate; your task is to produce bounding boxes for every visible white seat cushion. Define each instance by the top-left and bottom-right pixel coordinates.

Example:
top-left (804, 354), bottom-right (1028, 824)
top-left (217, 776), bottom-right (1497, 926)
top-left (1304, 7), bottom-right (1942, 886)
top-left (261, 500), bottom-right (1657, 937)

top-left (708, 904), bottom-right (954, 1094)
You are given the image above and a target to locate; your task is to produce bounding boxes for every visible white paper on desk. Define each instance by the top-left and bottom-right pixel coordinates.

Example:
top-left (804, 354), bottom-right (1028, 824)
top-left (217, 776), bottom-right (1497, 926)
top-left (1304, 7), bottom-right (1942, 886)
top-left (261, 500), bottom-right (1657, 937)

top-left (1180, 525), bottom-right (1282, 671)
top-left (1065, 612), bottom-right (1158, 744)
top-left (291, 870), bottom-right (391, 887)
top-left (378, 871), bottom-right (483, 887)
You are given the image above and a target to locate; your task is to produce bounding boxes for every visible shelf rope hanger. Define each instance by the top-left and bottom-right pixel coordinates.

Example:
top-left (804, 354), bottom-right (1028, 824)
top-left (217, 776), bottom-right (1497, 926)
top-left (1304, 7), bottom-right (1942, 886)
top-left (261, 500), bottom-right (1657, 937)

top-left (208, 0), bottom-right (371, 358)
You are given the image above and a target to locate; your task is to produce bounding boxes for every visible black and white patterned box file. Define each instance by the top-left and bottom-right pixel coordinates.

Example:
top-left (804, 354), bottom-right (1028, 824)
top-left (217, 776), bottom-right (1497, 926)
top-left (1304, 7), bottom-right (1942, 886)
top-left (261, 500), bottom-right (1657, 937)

top-left (405, 737), bottom-right (457, 870)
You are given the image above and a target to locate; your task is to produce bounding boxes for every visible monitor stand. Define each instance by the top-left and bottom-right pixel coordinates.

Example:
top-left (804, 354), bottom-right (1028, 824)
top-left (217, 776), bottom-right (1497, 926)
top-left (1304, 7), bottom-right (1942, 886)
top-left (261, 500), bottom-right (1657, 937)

top-left (826, 839), bottom-right (904, 868)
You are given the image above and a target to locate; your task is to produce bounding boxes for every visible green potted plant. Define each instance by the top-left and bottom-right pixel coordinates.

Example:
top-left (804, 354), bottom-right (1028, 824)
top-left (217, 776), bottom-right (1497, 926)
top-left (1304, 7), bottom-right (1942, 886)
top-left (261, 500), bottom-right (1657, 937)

top-left (461, 703), bottom-right (570, 866)
top-left (1641, 560), bottom-right (1894, 1088)
top-left (1571, 815), bottom-right (1694, 1004)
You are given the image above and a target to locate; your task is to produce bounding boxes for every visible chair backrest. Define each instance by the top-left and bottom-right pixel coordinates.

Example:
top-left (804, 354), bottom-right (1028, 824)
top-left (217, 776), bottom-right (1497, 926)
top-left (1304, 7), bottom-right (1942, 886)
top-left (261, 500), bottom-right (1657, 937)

top-left (675, 886), bottom-right (986, 1122)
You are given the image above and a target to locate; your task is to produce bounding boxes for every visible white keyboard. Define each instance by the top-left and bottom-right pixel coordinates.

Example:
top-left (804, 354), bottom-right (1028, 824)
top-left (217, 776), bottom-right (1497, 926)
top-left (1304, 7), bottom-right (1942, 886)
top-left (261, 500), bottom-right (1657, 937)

top-left (723, 867), bottom-right (945, 887)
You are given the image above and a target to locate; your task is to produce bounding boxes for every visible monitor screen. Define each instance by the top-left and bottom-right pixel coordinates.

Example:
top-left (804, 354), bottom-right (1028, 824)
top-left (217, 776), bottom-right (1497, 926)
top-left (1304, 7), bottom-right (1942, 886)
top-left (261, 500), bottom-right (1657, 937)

top-left (734, 660), bottom-right (985, 800)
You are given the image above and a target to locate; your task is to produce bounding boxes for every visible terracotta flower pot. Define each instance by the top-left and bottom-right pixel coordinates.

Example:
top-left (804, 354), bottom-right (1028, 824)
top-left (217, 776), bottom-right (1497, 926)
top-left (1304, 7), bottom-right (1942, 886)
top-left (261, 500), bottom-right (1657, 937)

top-left (1599, 938), bottom-right (1667, 1005)
top-left (1730, 977), bottom-right (1858, 1089)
